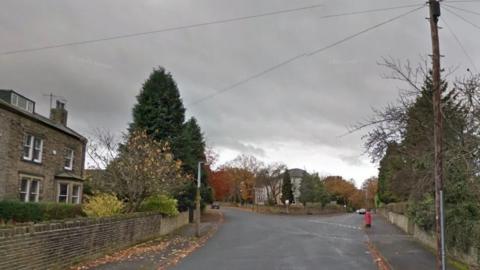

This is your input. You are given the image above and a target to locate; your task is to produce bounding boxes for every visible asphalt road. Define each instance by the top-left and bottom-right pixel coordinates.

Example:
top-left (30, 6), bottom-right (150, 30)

top-left (173, 208), bottom-right (376, 270)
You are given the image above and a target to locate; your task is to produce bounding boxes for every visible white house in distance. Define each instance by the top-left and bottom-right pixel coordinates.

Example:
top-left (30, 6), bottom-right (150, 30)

top-left (255, 168), bottom-right (307, 205)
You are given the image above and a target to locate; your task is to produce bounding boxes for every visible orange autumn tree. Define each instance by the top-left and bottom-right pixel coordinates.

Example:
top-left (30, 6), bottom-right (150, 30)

top-left (324, 176), bottom-right (357, 207)
top-left (221, 154), bottom-right (262, 203)
top-left (209, 169), bottom-right (232, 201)
top-left (349, 190), bottom-right (366, 209)
top-left (224, 167), bottom-right (256, 203)
top-left (205, 148), bottom-right (232, 201)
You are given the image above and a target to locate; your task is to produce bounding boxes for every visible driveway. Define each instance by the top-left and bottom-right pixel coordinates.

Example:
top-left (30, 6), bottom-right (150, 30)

top-left (173, 208), bottom-right (375, 270)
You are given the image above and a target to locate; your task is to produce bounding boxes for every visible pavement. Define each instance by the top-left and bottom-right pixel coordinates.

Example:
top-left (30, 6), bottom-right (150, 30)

top-left (173, 208), bottom-right (375, 270)
top-left (367, 213), bottom-right (454, 270)
top-left (88, 224), bottom-right (212, 270)
top-left (72, 211), bottom-right (220, 270)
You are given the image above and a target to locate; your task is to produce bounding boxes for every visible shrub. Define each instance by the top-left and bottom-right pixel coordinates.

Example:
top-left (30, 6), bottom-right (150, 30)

top-left (83, 193), bottom-right (124, 217)
top-left (0, 201), bottom-right (85, 223)
top-left (139, 195), bottom-right (179, 217)
top-left (173, 182), bottom-right (211, 212)
top-left (408, 194), bottom-right (435, 231)
top-left (41, 203), bottom-right (85, 220)
top-left (0, 201), bottom-right (43, 223)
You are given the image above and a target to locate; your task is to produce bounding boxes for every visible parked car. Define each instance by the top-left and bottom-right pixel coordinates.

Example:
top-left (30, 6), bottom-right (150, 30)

top-left (357, 208), bottom-right (366, 215)
top-left (211, 202), bottom-right (220, 209)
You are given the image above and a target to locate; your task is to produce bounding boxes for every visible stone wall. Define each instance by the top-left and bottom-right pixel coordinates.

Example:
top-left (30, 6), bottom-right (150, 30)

top-left (0, 212), bottom-right (189, 270)
top-left (378, 208), bottom-right (479, 267)
top-left (0, 110), bottom-right (10, 198)
top-left (227, 203), bottom-right (344, 215)
top-left (378, 209), bottom-right (413, 234)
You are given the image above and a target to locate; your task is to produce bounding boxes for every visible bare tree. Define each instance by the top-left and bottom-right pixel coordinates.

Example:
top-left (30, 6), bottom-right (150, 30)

top-left (87, 128), bottom-right (120, 169)
top-left (353, 58), bottom-right (480, 200)
top-left (256, 163), bottom-right (286, 205)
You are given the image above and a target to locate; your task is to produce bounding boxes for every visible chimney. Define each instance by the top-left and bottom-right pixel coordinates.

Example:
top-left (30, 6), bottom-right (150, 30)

top-left (50, 100), bottom-right (68, 126)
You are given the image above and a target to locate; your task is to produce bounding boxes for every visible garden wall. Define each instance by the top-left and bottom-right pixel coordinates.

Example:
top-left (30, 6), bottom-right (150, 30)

top-left (225, 203), bottom-right (344, 215)
top-left (0, 211), bottom-right (189, 270)
top-left (378, 208), bottom-right (479, 267)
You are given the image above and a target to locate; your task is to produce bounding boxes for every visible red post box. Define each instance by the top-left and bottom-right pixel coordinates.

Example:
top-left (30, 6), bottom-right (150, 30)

top-left (365, 210), bottom-right (372, 228)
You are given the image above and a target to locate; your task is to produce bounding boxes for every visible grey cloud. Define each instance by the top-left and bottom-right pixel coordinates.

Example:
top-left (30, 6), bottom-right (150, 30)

top-left (1, 0), bottom-right (478, 180)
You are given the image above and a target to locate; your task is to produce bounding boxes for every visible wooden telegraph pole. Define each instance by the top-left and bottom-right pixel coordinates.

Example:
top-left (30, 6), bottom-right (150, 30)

top-left (428, 1), bottom-right (446, 269)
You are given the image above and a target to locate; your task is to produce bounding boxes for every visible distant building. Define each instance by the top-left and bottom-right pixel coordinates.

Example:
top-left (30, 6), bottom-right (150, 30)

top-left (288, 168), bottom-right (307, 204)
top-left (255, 168), bottom-right (307, 205)
top-left (254, 187), bottom-right (268, 205)
top-left (0, 90), bottom-right (87, 203)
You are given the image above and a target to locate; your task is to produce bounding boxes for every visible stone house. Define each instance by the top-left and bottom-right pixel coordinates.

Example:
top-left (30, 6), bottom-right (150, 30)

top-left (288, 168), bottom-right (306, 204)
top-left (0, 90), bottom-right (87, 203)
top-left (255, 168), bottom-right (307, 205)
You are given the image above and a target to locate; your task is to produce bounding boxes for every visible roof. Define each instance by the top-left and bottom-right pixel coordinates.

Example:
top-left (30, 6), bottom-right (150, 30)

top-left (0, 97), bottom-right (87, 143)
top-left (55, 172), bottom-right (84, 181)
top-left (288, 168), bottom-right (307, 178)
top-left (0, 89), bottom-right (35, 104)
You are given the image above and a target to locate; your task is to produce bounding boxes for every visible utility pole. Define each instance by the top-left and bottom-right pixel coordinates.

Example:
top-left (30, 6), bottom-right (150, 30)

top-left (428, 1), bottom-right (446, 269)
top-left (195, 161), bottom-right (204, 237)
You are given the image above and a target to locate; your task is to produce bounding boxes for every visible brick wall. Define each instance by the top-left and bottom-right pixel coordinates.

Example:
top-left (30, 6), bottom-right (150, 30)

top-left (0, 212), bottom-right (189, 270)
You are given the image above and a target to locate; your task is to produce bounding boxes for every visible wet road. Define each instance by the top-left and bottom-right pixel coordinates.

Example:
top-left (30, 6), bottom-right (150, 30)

top-left (173, 208), bottom-right (375, 270)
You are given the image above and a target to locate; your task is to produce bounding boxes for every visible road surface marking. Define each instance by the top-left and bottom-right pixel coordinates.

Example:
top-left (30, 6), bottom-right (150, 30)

top-left (308, 220), bottom-right (362, 230)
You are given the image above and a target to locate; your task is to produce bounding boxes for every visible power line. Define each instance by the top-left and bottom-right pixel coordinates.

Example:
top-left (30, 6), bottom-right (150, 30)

top-left (444, 6), bottom-right (480, 30)
top-left (188, 5), bottom-right (425, 106)
top-left (444, 4), bottom-right (480, 16)
top-left (446, 0), bottom-right (480, 3)
top-left (1, 3), bottom-right (424, 56)
top-left (440, 17), bottom-right (479, 72)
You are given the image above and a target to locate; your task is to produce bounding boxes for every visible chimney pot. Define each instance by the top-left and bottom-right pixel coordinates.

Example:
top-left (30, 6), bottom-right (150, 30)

top-left (50, 101), bottom-right (68, 126)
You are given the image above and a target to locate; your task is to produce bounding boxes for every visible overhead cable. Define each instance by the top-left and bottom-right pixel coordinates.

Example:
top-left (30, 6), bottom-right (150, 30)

top-left (1, 3), bottom-right (424, 56)
top-left (188, 5), bottom-right (425, 106)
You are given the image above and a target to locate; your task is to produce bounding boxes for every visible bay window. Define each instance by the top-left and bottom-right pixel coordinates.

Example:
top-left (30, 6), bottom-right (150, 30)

top-left (58, 183), bottom-right (69, 203)
top-left (71, 185), bottom-right (81, 204)
top-left (57, 182), bottom-right (82, 204)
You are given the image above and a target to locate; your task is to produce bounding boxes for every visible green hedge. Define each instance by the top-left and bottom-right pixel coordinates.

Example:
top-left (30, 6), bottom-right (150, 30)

top-left (0, 201), bottom-right (85, 223)
top-left (139, 195), bottom-right (179, 217)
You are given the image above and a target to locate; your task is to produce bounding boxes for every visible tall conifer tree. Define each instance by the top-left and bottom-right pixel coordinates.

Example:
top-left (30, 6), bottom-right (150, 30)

top-left (130, 67), bottom-right (186, 159)
top-left (281, 169), bottom-right (294, 204)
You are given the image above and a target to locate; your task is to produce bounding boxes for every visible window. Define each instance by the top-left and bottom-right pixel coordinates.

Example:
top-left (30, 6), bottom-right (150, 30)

top-left (11, 93), bottom-right (18, 106)
top-left (23, 135), bottom-right (33, 160)
top-left (64, 148), bottom-right (74, 170)
top-left (19, 176), bottom-right (41, 202)
top-left (26, 101), bottom-right (34, 113)
top-left (33, 138), bottom-right (43, 163)
top-left (58, 183), bottom-right (69, 203)
top-left (29, 180), bottom-right (39, 202)
top-left (71, 185), bottom-right (81, 204)
top-left (18, 97), bottom-right (27, 110)
top-left (22, 134), bottom-right (43, 163)
top-left (11, 93), bottom-right (34, 112)
top-left (57, 183), bottom-right (82, 204)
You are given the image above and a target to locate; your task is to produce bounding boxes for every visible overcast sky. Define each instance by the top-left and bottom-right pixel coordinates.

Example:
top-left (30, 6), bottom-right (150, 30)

top-left (1, 0), bottom-right (479, 186)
